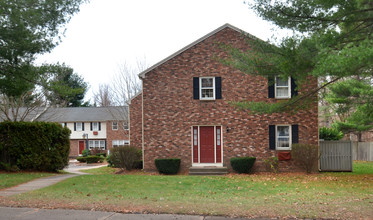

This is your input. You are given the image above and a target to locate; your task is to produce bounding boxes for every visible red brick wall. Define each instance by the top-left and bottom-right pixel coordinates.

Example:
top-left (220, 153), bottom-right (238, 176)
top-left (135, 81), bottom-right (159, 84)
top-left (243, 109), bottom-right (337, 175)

top-left (69, 139), bottom-right (79, 157)
top-left (139, 27), bottom-right (318, 172)
top-left (130, 93), bottom-right (143, 149)
top-left (106, 121), bottom-right (129, 151)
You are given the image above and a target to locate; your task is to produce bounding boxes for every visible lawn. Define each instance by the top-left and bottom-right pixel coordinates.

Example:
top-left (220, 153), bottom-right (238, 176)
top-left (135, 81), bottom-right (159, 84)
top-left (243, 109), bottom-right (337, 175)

top-left (0, 172), bottom-right (55, 189)
top-left (0, 161), bottom-right (372, 219)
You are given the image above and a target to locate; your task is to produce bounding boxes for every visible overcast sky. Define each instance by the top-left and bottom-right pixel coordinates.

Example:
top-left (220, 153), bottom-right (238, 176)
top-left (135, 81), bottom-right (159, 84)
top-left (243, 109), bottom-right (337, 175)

top-left (36, 0), bottom-right (284, 103)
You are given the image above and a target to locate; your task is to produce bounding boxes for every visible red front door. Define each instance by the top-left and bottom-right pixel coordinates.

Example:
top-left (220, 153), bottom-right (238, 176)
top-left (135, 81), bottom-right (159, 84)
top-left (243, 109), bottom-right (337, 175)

top-left (200, 126), bottom-right (215, 163)
top-left (79, 141), bottom-right (85, 154)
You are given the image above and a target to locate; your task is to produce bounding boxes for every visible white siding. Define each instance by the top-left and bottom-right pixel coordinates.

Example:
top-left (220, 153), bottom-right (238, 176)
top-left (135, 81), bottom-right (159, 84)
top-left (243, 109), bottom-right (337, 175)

top-left (68, 122), bottom-right (107, 139)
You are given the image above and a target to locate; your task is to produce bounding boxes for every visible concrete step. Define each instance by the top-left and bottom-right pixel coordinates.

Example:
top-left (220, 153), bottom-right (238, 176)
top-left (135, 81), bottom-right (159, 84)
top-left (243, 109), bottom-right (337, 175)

top-left (189, 167), bottom-right (228, 175)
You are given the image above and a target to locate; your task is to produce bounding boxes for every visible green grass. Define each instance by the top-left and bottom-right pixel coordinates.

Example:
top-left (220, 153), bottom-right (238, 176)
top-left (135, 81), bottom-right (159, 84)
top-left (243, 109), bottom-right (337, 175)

top-left (0, 172), bottom-right (55, 189)
top-left (1, 161), bottom-right (372, 219)
top-left (352, 160), bottom-right (373, 174)
top-left (80, 166), bottom-right (117, 175)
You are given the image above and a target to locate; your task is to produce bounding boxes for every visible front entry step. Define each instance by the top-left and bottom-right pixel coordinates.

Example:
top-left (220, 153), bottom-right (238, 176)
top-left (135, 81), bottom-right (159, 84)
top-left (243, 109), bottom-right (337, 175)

top-left (189, 167), bottom-right (228, 175)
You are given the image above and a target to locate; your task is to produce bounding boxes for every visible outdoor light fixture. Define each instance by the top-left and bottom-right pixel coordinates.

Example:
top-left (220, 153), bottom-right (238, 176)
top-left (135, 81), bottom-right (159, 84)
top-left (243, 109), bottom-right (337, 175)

top-left (82, 133), bottom-right (89, 150)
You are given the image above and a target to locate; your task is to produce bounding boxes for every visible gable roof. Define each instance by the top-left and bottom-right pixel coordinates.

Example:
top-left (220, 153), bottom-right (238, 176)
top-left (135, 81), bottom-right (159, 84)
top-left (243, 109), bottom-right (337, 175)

top-left (139, 23), bottom-right (254, 79)
top-left (36, 106), bottom-right (128, 122)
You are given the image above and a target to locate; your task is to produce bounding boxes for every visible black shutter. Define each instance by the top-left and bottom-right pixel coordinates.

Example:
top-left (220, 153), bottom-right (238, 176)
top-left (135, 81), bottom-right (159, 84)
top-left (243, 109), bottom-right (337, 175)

top-left (215, 77), bottom-right (222, 99)
top-left (291, 77), bottom-right (298, 97)
top-left (90, 122), bottom-right (93, 131)
top-left (82, 122), bottom-right (85, 131)
top-left (64, 123), bottom-right (67, 127)
top-left (268, 76), bottom-right (275, 98)
top-left (193, 77), bottom-right (199, 99)
top-left (292, 124), bottom-right (299, 144)
top-left (99, 122), bottom-right (101, 131)
top-left (74, 122), bottom-right (76, 131)
top-left (269, 125), bottom-right (276, 150)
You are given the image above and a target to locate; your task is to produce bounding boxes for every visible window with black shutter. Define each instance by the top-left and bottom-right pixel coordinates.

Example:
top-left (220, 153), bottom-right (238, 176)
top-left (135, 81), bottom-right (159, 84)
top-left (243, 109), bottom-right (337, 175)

top-left (193, 77), bottom-right (222, 100)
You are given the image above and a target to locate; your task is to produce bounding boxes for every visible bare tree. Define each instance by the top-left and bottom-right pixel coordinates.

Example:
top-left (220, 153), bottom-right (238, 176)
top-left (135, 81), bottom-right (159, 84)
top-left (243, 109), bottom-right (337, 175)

top-left (105, 58), bottom-right (148, 133)
top-left (111, 59), bottom-right (147, 105)
top-left (93, 84), bottom-right (113, 107)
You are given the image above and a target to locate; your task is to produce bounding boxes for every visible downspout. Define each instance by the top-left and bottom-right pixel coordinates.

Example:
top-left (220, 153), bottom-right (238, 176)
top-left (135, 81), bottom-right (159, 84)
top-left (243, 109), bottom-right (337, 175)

top-left (141, 80), bottom-right (145, 170)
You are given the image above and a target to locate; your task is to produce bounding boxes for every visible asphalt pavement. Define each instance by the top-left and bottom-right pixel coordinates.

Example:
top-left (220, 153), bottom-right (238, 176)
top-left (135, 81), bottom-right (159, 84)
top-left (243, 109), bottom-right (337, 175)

top-left (0, 207), bottom-right (265, 220)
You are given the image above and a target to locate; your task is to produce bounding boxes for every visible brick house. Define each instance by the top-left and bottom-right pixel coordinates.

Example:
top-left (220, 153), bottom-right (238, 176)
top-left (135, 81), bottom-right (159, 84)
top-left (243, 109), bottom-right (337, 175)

top-left (36, 106), bottom-right (129, 157)
top-left (130, 24), bottom-right (318, 173)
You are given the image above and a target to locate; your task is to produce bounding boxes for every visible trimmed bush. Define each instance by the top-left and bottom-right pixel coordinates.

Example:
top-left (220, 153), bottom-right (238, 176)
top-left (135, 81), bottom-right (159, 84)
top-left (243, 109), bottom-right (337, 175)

top-left (230, 157), bottom-right (256, 174)
top-left (110, 146), bottom-right (142, 170)
top-left (86, 155), bottom-right (101, 164)
top-left (319, 127), bottom-right (344, 141)
top-left (154, 158), bottom-right (180, 175)
top-left (291, 143), bottom-right (320, 173)
top-left (262, 157), bottom-right (279, 173)
top-left (0, 121), bottom-right (70, 172)
top-left (82, 149), bottom-right (91, 157)
top-left (76, 157), bottom-right (87, 163)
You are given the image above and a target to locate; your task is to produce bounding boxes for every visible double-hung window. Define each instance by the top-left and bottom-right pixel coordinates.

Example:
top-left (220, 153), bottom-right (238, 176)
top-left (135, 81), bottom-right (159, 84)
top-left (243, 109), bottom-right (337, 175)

top-left (76, 122), bottom-right (83, 131)
top-left (276, 125), bottom-right (291, 150)
top-left (92, 122), bottom-right (99, 131)
top-left (122, 122), bottom-right (129, 130)
top-left (200, 77), bottom-right (215, 100)
top-left (112, 122), bottom-right (118, 130)
top-left (275, 77), bottom-right (291, 98)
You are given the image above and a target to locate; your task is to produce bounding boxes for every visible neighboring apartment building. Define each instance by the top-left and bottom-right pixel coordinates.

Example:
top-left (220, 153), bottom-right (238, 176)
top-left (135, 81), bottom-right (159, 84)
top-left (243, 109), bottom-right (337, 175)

top-left (130, 24), bottom-right (318, 173)
top-left (35, 106), bottom-right (129, 157)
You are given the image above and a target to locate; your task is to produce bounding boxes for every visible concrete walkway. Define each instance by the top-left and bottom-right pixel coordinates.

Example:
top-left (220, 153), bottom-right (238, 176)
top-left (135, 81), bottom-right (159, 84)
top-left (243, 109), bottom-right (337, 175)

top-left (0, 207), bottom-right (260, 220)
top-left (0, 161), bottom-right (106, 197)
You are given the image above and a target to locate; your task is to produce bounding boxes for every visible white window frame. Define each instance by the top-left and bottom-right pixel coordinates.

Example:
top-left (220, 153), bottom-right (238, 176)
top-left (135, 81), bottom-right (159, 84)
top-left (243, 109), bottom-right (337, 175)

top-left (112, 140), bottom-right (130, 147)
top-left (199, 77), bottom-right (215, 100)
top-left (92, 122), bottom-right (99, 131)
top-left (76, 122), bottom-right (83, 131)
top-left (112, 122), bottom-right (118, 130)
top-left (88, 140), bottom-right (106, 150)
top-left (275, 125), bottom-right (292, 150)
top-left (122, 122), bottom-right (129, 130)
top-left (275, 76), bottom-right (291, 99)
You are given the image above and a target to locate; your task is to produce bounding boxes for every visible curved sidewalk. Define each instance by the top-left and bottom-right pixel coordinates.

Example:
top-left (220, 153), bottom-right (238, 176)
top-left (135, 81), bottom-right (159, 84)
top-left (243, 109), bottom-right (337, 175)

top-left (0, 162), bottom-right (106, 197)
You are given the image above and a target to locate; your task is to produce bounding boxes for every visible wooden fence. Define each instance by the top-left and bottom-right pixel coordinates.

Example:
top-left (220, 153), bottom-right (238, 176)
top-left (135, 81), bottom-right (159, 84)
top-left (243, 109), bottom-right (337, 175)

top-left (353, 142), bottom-right (373, 161)
top-left (319, 141), bottom-right (353, 172)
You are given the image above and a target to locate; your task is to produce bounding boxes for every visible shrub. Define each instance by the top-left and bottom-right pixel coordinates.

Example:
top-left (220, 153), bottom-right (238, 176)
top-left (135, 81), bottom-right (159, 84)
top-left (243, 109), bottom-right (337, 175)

top-left (82, 149), bottom-right (91, 157)
top-left (106, 154), bottom-right (114, 167)
top-left (76, 157), bottom-right (87, 163)
top-left (155, 158), bottom-right (180, 174)
top-left (319, 127), bottom-right (344, 141)
top-left (230, 157), bottom-right (256, 174)
top-left (90, 147), bottom-right (106, 157)
top-left (0, 121), bottom-right (70, 172)
top-left (262, 157), bottom-right (279, 173)
top-left (291, 143), bottom-right (320, 173)
top-left (86, 155), bottom-right (101, 164)
top-left (132, 160), bottom-right (143, 169)
top-left (99, 155), bottom-right (105, 163)
top-left (110, 146), bottom-right (142, 170)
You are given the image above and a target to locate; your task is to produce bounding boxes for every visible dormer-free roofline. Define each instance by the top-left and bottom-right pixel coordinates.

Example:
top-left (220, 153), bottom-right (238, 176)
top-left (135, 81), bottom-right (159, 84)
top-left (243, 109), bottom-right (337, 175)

top-left (138, 23), bottom-right (255, 79)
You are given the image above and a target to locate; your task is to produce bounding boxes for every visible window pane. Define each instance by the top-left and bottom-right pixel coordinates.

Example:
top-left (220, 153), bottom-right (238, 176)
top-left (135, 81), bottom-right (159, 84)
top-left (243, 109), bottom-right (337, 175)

top-left (276, 77), bottom-right (288, 86)
top-left (202, 89), bottom-right (214, 98)
top-left (277, 137), bottom-right (289, 148)
top-left (112, 122), bottom-right (118, 130)
top-left (276, 88), bottom-right (289, 97)
top-left (76, 123), bottom-right (82, 131)
top-left (201, 78), bottom-right (213, 87)
top-left (277, 126), bottom-right (289, 136)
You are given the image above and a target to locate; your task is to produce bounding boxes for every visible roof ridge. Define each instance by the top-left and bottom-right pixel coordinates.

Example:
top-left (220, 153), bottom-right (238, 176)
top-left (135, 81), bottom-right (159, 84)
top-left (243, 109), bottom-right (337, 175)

top-left (138, 23), bottom-right (253, 79)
